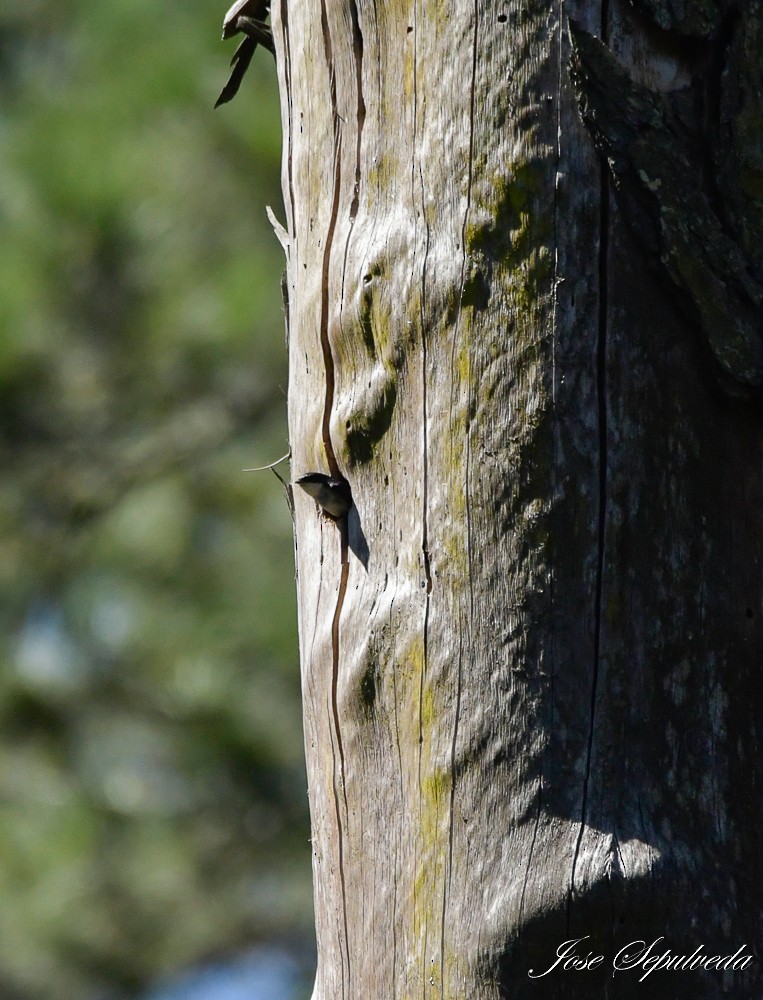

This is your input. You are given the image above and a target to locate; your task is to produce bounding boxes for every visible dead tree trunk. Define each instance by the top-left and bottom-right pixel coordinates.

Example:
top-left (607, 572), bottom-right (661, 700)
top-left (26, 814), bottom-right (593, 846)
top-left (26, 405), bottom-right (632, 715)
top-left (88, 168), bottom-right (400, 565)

top-left (270, 0), bottom-right (763, 995)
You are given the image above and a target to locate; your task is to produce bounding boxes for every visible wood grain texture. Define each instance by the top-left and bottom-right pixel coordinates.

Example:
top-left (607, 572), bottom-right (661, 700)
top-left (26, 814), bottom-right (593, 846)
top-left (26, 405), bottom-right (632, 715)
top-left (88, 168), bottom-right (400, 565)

top-left (270, 0), bottom-right (763, 996)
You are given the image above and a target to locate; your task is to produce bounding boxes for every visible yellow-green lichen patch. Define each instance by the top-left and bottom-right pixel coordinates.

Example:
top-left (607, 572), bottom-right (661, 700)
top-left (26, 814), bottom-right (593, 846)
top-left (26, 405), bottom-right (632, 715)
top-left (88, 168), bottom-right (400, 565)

top-left (355, 650), bottom-right (380, 717)
top-left (402, 26), bottom-right (416, 100)
top-left (411, 774), bottom-right (450, 935)
top-left (418, 673), bottom-right (437, 732)
top-left (453, 329), bottom-right (472, 389)
top-left (422, 766), bottom-right (453, 809)
top-left (506, 243), bottom-right (553, 317)
top-left (366, 153), bottom-right (395, 196)
top-left (344, 364), bottom-right (398, 465)
top-left (465, 159), bottom-right (552, 266)
top-left (397, 632), bottom-right (426, 697)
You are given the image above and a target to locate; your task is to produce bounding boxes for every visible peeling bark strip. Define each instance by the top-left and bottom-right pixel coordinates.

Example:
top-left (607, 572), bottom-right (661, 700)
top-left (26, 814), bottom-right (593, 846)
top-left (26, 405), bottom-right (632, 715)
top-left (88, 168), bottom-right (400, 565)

top-left (270, 0), bottom-right (763, 997)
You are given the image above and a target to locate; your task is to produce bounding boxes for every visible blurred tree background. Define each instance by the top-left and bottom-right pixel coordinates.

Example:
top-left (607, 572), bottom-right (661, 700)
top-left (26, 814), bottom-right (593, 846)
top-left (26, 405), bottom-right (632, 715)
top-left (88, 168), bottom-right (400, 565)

top-left (0, 1), bottom-right (311, 997)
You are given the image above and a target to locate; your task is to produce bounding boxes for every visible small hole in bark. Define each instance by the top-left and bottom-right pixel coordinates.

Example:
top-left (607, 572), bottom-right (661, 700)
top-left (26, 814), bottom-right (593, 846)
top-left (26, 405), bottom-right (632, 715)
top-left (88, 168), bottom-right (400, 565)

top-left (407, 25), bottom-right (413, 32)
top-left (363, 273), bottom-right (372, 283)
top-left (498, 12), bottom-right (507, 21)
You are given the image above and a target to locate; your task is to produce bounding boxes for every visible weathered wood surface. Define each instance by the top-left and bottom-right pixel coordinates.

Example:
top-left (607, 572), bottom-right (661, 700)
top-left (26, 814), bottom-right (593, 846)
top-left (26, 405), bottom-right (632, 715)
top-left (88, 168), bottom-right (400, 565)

top-left (270, 0), bottom-right (763, 996)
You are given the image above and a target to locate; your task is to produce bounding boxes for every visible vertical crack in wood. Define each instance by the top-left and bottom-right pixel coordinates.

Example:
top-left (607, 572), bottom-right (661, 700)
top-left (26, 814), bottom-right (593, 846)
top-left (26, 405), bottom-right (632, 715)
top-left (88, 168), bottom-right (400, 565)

top-left (550, 0), bottom-right (564, 405)
top-left (392, 858), bottom-right (399, 998)
top-left (338, 0), bottom-right (366, 310)
top-left (348, 0), bottom-right (365, 224)
top-left (317, 6), bottom-right (352, 993)
top-left (569, 0), bottom-right (611, 923)
top-left (329, 522), bottom-right (351, 996)
top-left (319, 0), bottom-right (342, 480)
top-left (279, 0), bottom-right (295, 240)
top-left (416, 145), bottom-right (434, 903)
top-left (412, 0), bottom-right (428, 833)
top-left (418, 154), bottom-right (434, 814)
top-left (441, 1), bottom-right (480, 987)
top-left (389, 586), bottom-right (405, 1000)
top-left (521, 0), bottom-right (567, 941)
top-left (415, 71), bottom-right (433, 611)
top-left (410, 4), bottom-right (434, 985)
top-left (330, 529), bottom-right (351, 809)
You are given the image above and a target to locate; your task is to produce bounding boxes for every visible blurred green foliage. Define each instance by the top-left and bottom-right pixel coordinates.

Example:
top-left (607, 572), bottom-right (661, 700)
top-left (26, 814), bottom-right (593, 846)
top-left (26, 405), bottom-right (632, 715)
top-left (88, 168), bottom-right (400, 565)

top-left (0, 1), bottom-right (310, 997)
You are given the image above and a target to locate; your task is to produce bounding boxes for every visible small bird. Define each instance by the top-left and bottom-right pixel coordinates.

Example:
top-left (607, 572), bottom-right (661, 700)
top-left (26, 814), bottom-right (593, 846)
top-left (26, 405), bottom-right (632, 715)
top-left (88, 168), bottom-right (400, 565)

top-left (215, 0), bottom-right (274, 108)
top-left (296, 473), bottom-right (353, 519)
